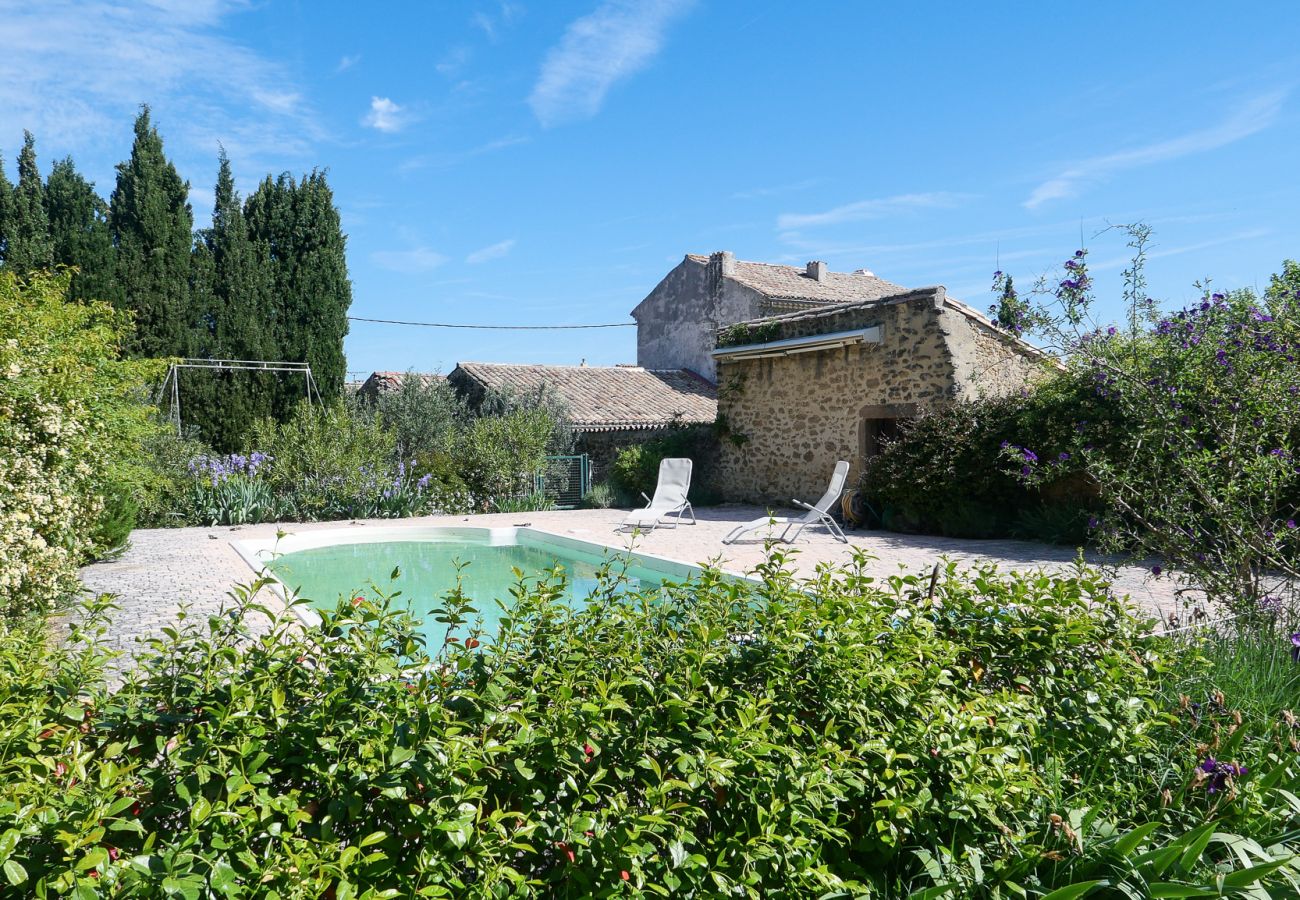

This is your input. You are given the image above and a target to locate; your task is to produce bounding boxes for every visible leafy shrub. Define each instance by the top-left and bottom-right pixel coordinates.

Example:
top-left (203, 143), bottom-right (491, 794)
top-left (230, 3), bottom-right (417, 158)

top-left (608, 424), bottom-right (720, 505)
top-left (363, 370), bottom-right (465, 459)
top-left (88, 484), bottom-right (138, 557)
top-left (6, 556), bottom-right (1256, 896)
top-left (454, 405), bottom-right (557, 509)
top-left (0, 270), bottom-right (162, 616)
top-left (1010, 239), bottom-right (1300, 615)
top-left (249, 401), bottom-right (396, 518)
top-left (580, 482), bottom-right (616, 509)
top-left (489, 490), bottom-right (557, 514)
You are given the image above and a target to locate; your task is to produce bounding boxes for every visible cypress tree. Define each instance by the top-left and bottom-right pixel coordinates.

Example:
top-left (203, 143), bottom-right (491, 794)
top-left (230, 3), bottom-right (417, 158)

top-left (0, 154), bottom-right (11, 265)
top-left (109, 107), bottom-right (194, 358)
top-left (6, 132), bottom-right (54, 273)
top-left (186, 150), bottom-right (276, 448)
top-left (246, 170), bottom-right (351, 417)
top-left (45, 157), bottom-right (118, 305)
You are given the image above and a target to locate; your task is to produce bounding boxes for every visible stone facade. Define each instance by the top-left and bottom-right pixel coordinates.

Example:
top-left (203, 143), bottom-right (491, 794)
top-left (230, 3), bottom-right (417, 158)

top-left (714, 287), bottom-right (1049, 503)
top-left (632, 253), bottom-right (765, 381)
top-left (631, 252), bottom-right (908, 381)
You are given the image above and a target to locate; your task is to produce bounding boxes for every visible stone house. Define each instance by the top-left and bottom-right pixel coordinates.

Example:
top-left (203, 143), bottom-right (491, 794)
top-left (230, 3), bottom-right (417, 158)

top-left (356, 370), bottom-right (444, 402)
top-left (446, 361), bottom-right (717, 477)
top-left (707, 284), bottom-right (1051, 503)
top-left (632, 251), bottom-right (909, 381)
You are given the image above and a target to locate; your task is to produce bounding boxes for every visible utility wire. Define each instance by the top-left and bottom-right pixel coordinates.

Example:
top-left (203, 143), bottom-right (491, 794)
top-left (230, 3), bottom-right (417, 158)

top-left (348, 315), bottom-right (634, 330)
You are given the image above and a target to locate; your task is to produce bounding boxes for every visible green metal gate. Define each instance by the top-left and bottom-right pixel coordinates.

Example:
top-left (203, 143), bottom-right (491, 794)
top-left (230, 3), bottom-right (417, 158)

top-left (534, 454), bottom-right (591, 509)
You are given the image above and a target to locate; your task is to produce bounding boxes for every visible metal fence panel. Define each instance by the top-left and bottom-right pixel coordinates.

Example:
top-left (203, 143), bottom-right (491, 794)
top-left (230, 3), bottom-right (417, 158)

top-left (535, 454), bottom-right (591, 509)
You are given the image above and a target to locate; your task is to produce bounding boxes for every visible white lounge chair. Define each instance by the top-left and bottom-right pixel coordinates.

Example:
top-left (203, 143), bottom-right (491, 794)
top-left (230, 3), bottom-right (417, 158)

top-left (621, 458), bottom-right (695, 531)
top-left (722, 461), bottom-right (850, 545)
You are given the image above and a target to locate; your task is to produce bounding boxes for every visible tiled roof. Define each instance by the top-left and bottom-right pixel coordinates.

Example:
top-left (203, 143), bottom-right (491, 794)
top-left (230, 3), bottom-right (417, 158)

top-left (359, 371), bottom-right (444, 394)
top-left (450, 362), bottom-right (717, 432)
top-left (685, 254), bottom-right (908, 303)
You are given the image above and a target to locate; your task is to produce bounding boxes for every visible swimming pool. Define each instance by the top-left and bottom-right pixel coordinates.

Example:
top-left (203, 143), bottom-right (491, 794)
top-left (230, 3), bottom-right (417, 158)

top-left (232, 526), bottom-right (705, 644)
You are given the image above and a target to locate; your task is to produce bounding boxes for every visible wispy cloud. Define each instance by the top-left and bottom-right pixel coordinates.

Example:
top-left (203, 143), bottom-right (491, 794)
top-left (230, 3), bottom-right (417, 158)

top-left (732, 178), bottom-right (820, 201)
top-left (777, 192), bottom-right (971, 231)
top-left (336, 54), bottom-right (361, 73)
top-left (398, 135), bottom-right (530, 172)
top-left (436, 46), bottom-right (472, 77)
top-left (371, 246), bottom-right (447, 273)
top-left (363, 97), bottom-right (406, 133)
top-left (0, 0), bottom-right (322, 180)
top-left (529, 0), bottom-right (693, 127)
top-left (472, 1), bottom-right (523, 40)
top-left (1024, 91), bottom-right (1287, 209)
top-left (466, 239), bottom-right (516, 264)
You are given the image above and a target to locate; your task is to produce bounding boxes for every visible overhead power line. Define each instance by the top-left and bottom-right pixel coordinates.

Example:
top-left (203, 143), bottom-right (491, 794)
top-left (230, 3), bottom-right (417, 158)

top-left (348, 315), bottom-right (635, 330)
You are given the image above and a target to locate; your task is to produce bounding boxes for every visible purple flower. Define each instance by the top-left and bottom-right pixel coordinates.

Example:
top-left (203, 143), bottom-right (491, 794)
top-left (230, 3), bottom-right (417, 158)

top-left (1022, 449), bottom-right (1039, 463)
top-left (1292, 632), bottom-right (1300, 663)
top-left (1287, 519), bottom-right (1298, 530)
top-left (1151, 565), bottom-right (1163, 577)
top-left (1058, 452), bottom-right (1071, 462)
top-left (1106, 326), bottom-right (1117, 336)
top-left (1198, 757), bottom-right (1246, 793)
top-left (1087, 516), bottom-right (1099, 530)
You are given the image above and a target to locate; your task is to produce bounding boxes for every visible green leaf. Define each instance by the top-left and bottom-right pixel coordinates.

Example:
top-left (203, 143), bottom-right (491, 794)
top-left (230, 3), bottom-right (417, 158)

top-left (359, 831), bottom-right (388, 848)
top-left (1040, 881), bottom-right (1106, 900)
top-left (3, 859), bottom-right (28, 887)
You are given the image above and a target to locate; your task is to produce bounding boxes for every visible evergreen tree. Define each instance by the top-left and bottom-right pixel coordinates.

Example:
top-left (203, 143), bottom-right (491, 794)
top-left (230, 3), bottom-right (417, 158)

top-left (109, 107), bottom-right (194, 358)
top-left (185, 151), bottom-right (277, 448)
top-left (5, 132), bottom-right (54, 273)
top-left (0, 154), bottom-right (11, 265)
top-left (246, 170), bottom-right (351, 417)
top-left (45, 157), bottom-right (118, 305)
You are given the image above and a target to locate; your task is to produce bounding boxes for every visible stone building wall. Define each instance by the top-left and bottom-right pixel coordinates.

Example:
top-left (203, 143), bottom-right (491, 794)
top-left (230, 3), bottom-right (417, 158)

top-left (714, 289), bottom-right (1048, 503)
top-left (632, 253), bottom-right (765, 381)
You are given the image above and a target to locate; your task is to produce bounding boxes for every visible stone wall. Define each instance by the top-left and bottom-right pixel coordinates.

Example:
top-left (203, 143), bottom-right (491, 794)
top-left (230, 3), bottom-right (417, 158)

top-left (714, 290), bottom-right (1048, 503)
top-left (632, 253), bottom-right (765, 381)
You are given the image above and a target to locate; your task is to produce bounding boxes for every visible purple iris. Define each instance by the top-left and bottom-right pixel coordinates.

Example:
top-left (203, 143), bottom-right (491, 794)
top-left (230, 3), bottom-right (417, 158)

top-left (1199, 757), bottom-right (1246, 793)
top-left (1151, 565), bottom-right (1163, 577)
top-left (1292, 632), bottom-right (1300, 663)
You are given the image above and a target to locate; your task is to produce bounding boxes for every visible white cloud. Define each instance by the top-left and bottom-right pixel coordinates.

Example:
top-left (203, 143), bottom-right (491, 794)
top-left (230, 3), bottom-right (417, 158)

top-left (466, 239), bottom-right (516, 264)
top-left (777, 192), bottom-right (970, 231)
top-left (363, 97), bottom-right (405, 133)
top-left (529, 0), bottom-right (693, 127)
top-left (0, 0), bottom-right (322, 180)
top-left (336, 54), bottom-right (361, 73)
top-left (1024, 91), bottom-right (1287, 210)
top-left (732, 178), bottom-right (820, 201)
top-left (371, 246), bottom-right (447, 273)
top-left (472, 2), bottom-right (523, 40)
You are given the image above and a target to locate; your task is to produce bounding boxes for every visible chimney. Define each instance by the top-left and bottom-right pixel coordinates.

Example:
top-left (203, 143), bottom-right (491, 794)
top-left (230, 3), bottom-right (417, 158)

top-left (806, 260), bottom-right (828, 282)
top-left (710, 250), bottom-right (736, 276)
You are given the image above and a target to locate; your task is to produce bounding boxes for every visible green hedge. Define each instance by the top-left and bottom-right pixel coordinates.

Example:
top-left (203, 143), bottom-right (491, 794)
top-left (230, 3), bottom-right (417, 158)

top-left (6, 557), bottom-right (1298, 896)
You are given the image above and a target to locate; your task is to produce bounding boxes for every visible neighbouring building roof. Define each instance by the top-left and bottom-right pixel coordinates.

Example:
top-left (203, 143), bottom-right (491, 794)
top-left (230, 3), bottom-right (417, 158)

top-left (357, 370), bottom-right (444, 399)
top-left (684, 253), bottom-right (908, 305)
top-left (448, 362), bottom-right (717, 432)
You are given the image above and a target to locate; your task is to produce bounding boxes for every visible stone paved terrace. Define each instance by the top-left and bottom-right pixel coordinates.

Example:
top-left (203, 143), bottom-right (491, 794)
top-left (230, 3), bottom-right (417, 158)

top-left (78, 506), bottom-right (1184, 669)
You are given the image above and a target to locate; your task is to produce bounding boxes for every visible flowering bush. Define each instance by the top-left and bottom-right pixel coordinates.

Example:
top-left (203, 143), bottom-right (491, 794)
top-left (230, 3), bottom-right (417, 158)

top-left (1010, 234), bottom-right (1300, 616)
top-left (0, 270), bottom-right (162, 616)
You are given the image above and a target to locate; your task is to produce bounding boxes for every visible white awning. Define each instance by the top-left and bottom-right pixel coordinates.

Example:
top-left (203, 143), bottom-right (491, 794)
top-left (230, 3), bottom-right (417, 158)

top-left (711, 326), bottom-right (882, 361)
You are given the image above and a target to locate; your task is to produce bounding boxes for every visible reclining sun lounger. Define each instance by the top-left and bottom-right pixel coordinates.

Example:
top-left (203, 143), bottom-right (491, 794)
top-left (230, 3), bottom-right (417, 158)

top-left (620, 457), bottom-right (695, 531)
top-left (722, 460), bottom-right (849, 545)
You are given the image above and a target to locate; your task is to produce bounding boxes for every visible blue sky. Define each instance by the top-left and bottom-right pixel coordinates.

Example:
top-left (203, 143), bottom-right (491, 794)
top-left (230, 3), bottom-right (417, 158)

top-left (2, 1), bottom-right (1298, 378)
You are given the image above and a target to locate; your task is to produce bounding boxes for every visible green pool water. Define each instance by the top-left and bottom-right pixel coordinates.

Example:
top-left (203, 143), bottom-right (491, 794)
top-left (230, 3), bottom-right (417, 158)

top-left (266, 538), bottom-right (685, 643)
